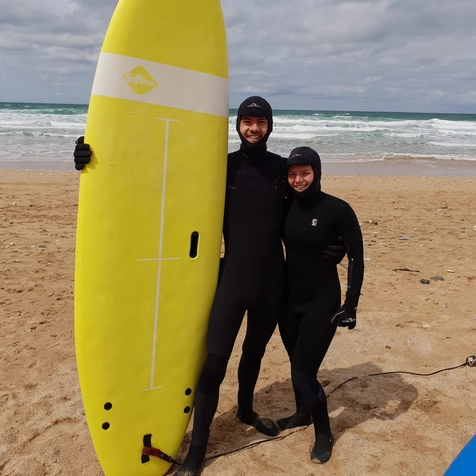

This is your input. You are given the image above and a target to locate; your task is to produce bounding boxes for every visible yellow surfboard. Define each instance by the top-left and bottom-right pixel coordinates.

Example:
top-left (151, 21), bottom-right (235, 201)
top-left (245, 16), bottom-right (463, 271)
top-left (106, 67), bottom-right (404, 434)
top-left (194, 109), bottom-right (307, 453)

top-left (74, 1), bottom-right (228, 475)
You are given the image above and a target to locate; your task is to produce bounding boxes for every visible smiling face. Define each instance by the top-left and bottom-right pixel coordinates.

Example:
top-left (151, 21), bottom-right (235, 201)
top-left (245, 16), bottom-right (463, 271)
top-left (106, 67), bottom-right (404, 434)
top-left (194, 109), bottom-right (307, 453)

top-left (287, 164), bottom-right (315, 192)
top-left (239, 116), bottom-right (268, 144)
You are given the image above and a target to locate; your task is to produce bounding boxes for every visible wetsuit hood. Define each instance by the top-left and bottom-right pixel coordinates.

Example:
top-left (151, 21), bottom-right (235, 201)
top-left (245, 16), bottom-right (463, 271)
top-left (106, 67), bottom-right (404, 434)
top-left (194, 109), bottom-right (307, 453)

top-left (236, 96), bottom-right (273, 151)
top-left (286, 146), bottom-right (322, 199)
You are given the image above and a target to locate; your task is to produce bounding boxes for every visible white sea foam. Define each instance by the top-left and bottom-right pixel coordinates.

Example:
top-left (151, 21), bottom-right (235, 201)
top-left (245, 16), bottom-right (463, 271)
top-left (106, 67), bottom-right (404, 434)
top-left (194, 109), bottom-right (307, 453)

top-left (1, 103), bottom-right (476, 171)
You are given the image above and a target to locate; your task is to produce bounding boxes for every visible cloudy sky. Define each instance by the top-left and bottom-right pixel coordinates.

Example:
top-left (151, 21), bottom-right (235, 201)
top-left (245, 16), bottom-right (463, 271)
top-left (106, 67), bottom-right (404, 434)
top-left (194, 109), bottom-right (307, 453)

top-left (1, 0), bottom-right (475, 113)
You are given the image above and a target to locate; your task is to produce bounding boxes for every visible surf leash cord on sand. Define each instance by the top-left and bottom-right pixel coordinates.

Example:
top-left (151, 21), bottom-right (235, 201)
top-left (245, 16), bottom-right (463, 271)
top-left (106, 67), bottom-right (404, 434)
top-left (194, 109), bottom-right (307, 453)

top-left (199, 355), bottom-right (475, 462)
top-left (327, 354), bottom-right (475, 397)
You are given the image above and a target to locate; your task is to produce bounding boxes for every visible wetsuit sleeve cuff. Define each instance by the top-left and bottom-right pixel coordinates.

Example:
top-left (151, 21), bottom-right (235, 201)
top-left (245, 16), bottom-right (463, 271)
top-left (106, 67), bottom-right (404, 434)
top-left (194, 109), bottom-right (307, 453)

top-left (344, 290), bottom-right (360, 310)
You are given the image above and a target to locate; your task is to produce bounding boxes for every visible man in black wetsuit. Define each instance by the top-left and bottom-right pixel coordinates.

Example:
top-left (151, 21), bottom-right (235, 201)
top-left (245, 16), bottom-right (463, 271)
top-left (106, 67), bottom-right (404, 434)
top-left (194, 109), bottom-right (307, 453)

top-left (73, 98), bottom-right (345, 476)
top-left (175, 96), bottom-right (288, 475)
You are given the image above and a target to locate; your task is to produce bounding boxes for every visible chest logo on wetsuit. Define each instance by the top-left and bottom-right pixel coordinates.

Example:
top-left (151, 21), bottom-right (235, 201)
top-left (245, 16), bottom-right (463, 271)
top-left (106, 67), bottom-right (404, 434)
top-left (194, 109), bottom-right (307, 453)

top-left (311, 218), bottom-right (318, 226)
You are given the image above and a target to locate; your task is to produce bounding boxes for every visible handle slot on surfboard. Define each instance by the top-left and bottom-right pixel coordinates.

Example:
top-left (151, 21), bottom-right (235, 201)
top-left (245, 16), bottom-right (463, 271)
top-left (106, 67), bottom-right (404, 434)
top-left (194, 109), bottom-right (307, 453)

top-left (189, 231), bottom-right (199, 258)
top-left (141, 434), bottom-right (180, 465)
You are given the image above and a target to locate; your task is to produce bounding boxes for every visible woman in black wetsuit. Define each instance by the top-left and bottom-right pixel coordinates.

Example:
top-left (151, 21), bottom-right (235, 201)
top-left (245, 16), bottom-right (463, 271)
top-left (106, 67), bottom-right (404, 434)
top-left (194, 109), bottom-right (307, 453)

top-left (278, 146), bottom-right (364, 464)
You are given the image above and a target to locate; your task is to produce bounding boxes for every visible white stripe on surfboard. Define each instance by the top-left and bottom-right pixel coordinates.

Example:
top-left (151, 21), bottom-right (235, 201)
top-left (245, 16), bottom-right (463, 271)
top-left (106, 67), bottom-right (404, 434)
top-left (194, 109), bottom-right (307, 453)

top-left (137, 117), bottom-right (181, 392)
top-left (91, 52), bottom-right (229, 118)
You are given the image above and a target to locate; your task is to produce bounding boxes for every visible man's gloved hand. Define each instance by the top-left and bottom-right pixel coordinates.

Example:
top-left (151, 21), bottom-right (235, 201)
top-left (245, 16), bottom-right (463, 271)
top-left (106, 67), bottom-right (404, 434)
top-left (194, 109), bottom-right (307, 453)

top-left (324, 243), bottom-right (346, 265)
top-left (73, 136), bottom-right (92, 170)
top-left (331, 306), bottom-right (356, 330)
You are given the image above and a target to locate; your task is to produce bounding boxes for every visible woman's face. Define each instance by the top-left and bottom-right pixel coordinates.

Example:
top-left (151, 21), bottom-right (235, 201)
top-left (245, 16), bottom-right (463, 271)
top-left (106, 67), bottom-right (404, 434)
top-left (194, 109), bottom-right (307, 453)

top-left (287, 164), bottom-right (314, 192)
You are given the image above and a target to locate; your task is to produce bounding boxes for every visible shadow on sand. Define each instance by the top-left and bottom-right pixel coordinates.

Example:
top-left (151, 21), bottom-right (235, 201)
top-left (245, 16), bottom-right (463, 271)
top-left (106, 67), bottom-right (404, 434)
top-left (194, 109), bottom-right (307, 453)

top-left (169, 361), bottom-right (419, 474)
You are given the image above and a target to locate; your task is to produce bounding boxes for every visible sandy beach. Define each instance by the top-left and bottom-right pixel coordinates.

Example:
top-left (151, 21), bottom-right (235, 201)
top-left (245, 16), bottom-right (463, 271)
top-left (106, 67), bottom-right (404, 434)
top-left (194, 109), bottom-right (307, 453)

top-left (1, 169), bottom-right (475, 476)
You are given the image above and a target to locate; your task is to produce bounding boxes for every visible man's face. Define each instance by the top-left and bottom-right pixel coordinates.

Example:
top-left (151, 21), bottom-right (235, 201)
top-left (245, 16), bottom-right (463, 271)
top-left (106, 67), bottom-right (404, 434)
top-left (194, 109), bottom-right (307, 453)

top-left (239, 116), bottom-right (268, 143)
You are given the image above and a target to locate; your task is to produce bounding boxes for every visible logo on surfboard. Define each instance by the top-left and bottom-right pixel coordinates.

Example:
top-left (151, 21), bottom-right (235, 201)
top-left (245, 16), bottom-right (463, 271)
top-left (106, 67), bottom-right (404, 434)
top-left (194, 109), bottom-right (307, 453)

top-left (123, 66), bottom-right (158, 95)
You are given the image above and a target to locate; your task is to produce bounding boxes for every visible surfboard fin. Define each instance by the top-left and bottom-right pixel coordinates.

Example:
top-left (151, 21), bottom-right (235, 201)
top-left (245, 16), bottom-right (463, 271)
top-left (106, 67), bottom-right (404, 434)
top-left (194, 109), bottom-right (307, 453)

top-left (141, 434), bottom-right (180, 465)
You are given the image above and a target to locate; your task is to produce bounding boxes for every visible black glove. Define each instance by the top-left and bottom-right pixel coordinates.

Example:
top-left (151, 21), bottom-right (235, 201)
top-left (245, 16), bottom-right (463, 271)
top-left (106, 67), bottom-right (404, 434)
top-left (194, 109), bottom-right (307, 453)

top-left (73, 136), bottom-right (92, 170)
top-left (331, 306), bottom-right (356, 330)
top-left (324, 243), bottom-right (346, 265)
top-left (331, 291), bottom-right (360, 330)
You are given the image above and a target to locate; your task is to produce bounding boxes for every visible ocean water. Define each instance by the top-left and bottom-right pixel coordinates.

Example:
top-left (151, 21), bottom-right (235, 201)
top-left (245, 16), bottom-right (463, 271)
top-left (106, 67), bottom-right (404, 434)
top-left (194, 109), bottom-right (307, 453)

top-left (1, 102), bottom-right (476, 175)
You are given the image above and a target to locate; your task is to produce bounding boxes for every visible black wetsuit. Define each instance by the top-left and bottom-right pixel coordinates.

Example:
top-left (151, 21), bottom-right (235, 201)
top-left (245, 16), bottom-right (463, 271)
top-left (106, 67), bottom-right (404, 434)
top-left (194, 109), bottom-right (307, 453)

top-left (284, 190), bottom-right (364, 408)
top-left (175, 95), bottom-right (295, 476)
top-left (283, 189), bottom-right (364, 446)
top-left (190, 146), bottom-right (288, 446)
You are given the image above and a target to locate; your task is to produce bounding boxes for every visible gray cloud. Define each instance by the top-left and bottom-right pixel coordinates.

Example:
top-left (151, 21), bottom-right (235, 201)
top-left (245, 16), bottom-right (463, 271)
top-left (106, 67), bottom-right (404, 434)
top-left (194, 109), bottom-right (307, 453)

top-left (1, 0), bottom-right (475, 112)
top-left (223, 0), bottom-right (476, 111)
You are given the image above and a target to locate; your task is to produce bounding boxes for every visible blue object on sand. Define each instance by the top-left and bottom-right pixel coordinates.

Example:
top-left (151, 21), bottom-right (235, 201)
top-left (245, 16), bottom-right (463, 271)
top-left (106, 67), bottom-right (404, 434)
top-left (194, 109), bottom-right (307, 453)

top-left (444, 435), bottom-right (476, 475)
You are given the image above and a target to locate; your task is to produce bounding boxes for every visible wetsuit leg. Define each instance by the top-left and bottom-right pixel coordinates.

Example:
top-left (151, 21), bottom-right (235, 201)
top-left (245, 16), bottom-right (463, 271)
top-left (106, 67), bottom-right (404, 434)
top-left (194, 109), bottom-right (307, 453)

top-left (276, 309), bottom-right (313, 429)
top-left (276, 384), bottom-right (312, 430)
top-left (277, 278), bottom-right (292, 359)
top-left (290, 300), bottom-right (338, 464)
top-left (192, 291), bottom-right (247, 445)
top-left (190, 353), bottom-right (228, 446)
top-left (175, 288), bottom-right (246, 476)
top-left (236, 302), bottom-right (281, 436)
top-left (290, 304), bottom-right (337, 417)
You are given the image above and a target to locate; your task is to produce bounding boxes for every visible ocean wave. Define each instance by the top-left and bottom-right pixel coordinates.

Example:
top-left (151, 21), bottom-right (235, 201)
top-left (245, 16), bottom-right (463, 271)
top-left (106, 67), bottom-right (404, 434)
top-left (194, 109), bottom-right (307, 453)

top-left (2, 103), bottom-right (476, 169)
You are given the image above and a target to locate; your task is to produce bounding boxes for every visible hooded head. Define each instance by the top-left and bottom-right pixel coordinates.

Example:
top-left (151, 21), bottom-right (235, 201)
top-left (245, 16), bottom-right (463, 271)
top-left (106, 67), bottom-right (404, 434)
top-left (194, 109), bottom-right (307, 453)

top-left (286, 146), bottom-right (322, 198)
top-left (236, 96), bottom-right (273, 149)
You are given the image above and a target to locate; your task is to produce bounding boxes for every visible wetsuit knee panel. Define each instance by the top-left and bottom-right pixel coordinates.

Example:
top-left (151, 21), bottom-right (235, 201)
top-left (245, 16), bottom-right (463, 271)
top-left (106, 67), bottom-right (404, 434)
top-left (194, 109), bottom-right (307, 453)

top-left (291, 369), bottom-right (325, 408)
top-left (291, 369), bottom-right (313, 389)
top-left (198, 353), bottom-right (228, 395)
top-left (240, 345), bottom-right (267, 362)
